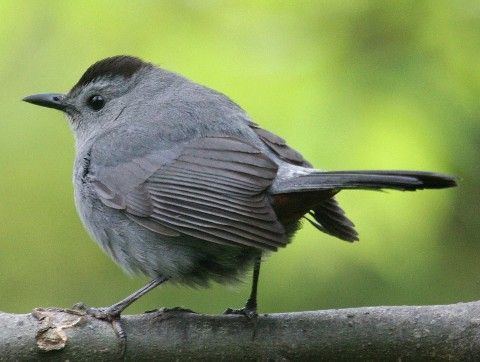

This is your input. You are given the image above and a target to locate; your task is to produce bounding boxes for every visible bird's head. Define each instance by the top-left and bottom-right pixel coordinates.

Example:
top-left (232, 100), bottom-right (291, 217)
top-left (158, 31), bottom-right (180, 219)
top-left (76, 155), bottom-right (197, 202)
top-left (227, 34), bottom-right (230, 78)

top-left (23, 55), bottom-right (175, 143)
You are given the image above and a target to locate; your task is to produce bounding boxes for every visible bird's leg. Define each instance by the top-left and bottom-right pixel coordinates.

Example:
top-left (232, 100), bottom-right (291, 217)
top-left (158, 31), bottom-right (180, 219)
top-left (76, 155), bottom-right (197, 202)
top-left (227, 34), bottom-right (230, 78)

top-left (225, 254), bottom-right (262, 318)
top-left (87, 276), bottom-right (169, 318)
top-left (74, 276), bottom-right (169, 339)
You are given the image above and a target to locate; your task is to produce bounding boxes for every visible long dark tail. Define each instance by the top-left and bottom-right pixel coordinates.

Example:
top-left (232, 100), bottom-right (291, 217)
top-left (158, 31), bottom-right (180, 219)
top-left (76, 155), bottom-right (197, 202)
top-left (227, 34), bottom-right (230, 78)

top-left (272, 170), bottom-right (456, 243)
top-left (274, 170), bottom-right (457, 194)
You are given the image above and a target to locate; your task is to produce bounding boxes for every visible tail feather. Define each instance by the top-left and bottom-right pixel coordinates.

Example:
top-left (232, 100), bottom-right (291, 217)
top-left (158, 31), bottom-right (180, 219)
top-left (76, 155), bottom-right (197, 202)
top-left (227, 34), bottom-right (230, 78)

top-left (274, 170), bottom-right (457, 194)
top-left (307, 198), bottom-right (359, 242)
top-left (327, 170), bottom-right (457, 189)
top-left (272, 169), bottom-right (456, 243)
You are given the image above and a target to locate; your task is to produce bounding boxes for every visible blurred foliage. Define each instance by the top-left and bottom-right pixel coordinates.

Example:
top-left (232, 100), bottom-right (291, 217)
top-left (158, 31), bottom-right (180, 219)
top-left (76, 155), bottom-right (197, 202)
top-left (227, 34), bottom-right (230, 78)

top-left (0, 1), bottom-right (477, 315)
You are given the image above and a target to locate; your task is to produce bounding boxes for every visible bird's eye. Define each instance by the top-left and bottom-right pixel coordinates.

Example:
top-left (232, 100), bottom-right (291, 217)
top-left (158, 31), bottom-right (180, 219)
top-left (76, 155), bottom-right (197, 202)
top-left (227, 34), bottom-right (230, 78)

top-left (87, 95), bottom-right (105, 111)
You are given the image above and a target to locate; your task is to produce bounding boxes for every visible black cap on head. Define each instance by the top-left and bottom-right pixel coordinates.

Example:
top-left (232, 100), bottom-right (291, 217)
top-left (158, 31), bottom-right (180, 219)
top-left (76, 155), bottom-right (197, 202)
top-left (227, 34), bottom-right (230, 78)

top-left (71, 55), bottom-right (149, 92)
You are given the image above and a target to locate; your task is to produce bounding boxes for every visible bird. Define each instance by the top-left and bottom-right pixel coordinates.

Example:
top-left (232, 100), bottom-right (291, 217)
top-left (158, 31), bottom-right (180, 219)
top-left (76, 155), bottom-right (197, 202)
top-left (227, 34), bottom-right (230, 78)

top-left (23, 55), bottom-right (456, 327)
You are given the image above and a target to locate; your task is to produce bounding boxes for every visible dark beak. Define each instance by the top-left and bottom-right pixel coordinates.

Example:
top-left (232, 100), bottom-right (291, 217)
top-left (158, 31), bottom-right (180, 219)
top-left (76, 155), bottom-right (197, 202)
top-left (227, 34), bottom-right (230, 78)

top-left (23, 93), bottom-right (67, 112)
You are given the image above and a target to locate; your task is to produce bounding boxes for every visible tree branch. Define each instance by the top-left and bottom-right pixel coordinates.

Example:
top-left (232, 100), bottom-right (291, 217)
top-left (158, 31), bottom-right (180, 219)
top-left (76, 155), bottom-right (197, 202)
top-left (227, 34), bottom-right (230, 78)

top-left (1, 302), bottom-right (480, 360)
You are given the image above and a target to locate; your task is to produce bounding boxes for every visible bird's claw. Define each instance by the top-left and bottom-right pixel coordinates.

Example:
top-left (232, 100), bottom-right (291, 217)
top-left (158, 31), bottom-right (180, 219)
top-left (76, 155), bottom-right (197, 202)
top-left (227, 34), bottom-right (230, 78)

top-left (88, 307), bottom-right (125, 340)
top-left (224, 307), bottom-right (258, 318)
top-left (72, 302), bottom-right (125, 339)
top-left (85, 307), bottom-right (120, 322)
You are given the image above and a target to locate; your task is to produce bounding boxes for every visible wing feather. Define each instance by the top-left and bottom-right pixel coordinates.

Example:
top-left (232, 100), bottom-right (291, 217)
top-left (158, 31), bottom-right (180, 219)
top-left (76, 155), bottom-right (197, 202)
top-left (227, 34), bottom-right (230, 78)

top-left (149, 189), bottom-right (275, 219)
top-left (93, 136), bottom-right (286, 250)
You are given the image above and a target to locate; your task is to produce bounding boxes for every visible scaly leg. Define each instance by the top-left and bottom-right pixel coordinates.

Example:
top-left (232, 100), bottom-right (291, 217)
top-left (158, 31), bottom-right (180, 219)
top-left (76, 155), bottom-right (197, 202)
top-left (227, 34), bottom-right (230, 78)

top-left (77, 276), bottom-right (169, 339)
top-left (225, 254), bottom-right (262, 317)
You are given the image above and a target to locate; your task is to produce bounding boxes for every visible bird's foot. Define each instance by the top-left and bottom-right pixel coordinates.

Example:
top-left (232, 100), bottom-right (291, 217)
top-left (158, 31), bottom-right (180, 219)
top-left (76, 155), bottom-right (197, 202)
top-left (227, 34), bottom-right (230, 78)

top-left (85, 306), bottom-right (120, 321)
top-left (224, 306), bottom-right (258, 318)
top-left (71, 302), bottom-right (125, 340)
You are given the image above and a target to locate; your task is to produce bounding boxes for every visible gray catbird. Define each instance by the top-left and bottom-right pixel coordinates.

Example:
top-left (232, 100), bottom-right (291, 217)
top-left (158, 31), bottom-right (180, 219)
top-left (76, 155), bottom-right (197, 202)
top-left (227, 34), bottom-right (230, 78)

top-left (24, 55), bottom-right (456, 325)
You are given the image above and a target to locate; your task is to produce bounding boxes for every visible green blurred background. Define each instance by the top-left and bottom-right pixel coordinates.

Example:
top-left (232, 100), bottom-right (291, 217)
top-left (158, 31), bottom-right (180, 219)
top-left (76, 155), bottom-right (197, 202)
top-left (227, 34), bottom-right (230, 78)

top-left (0, 1), bottom-right (477, 315)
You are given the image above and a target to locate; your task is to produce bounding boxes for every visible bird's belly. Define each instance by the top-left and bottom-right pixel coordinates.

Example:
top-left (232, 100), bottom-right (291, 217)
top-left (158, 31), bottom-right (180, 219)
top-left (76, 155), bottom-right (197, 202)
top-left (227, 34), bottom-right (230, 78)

top-left (73, 184), bottom-right (257, 285)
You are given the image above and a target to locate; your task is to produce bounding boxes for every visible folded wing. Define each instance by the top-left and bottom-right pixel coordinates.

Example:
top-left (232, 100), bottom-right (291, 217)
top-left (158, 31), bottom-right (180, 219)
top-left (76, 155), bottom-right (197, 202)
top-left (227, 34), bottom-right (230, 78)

top-left (92, 136), bottom-right (287, 251)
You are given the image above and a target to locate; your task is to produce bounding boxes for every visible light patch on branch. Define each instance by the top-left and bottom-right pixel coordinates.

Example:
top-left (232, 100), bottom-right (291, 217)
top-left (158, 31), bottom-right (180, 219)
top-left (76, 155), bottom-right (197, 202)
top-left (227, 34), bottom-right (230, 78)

top-left (32, 308), bottom-right (85, 352)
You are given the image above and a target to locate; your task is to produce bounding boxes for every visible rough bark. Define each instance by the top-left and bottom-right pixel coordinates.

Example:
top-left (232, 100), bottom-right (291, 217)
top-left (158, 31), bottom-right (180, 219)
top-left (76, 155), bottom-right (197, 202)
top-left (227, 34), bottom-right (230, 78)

top-left (1, 302), bottom-right (479, 361)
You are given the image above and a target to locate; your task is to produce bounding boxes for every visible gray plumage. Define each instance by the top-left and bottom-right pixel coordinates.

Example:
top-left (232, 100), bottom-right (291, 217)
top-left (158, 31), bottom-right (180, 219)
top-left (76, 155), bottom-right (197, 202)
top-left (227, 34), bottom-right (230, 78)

top-left (24, 55), bottom-right (457, 290)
